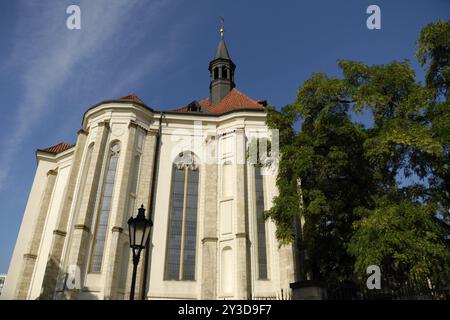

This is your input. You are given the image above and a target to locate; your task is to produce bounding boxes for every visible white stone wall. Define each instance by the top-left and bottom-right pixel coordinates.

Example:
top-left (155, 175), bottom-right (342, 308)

top-left (1, 150), bottom-right (73, 300)
top-left (3, 101), bottom-right (295, 300)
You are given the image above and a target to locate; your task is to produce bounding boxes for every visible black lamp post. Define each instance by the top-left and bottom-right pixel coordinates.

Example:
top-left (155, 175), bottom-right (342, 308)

top-left (127, 204), bottom-right (153, 300)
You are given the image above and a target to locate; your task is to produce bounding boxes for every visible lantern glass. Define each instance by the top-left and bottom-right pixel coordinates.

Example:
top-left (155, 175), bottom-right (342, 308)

top-left (142, 222), bottom-right (151, 247)
top-left (135, 219), bottom-right (146, 248)
top-left (128, 207), bottom-right (152, 250)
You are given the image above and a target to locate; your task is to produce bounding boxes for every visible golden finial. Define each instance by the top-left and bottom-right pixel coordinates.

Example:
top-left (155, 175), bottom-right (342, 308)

top-left (220, 16), bottom-right (224, 38)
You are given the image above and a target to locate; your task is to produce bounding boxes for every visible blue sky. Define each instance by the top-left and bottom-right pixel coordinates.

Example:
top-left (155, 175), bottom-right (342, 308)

top-left (0, 0), bottom-right (449, 273)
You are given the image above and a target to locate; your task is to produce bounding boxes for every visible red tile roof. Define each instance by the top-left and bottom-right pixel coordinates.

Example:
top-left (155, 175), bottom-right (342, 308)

top-left (41, 91), bottom-right (262, 156)
top-left (38, 142), bottom-right (75, 154)
top-left (172, 88), bottom-right (266, 114)
top-left (118, 93), bottom-right (145, 104)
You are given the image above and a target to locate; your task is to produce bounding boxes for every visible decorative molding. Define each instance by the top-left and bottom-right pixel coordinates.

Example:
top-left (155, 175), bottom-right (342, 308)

top-left (77, 128), bottom-right (89, 136)
top-left (217, 129), bottom-right (236, 138)
top-left (204, 133), bottom-right (216, 143)
top-left (235, 232), bottom-right (247, 239)
top-left (23, 253), bottom-right (38, 260)
top-left (174, 151), bottom-right (199, 170)
top-left (110, 142), bottom-right (121, 156)
top-left (111, 226), bottom-right (123, 233)
top-left (128, 120), bottom-right (138, 129)
top-left (235, 128), bottom-right (245, 135)
top-left (147, 128), bottom-right (159, 136)
top-left (129, 120), bottom-right (151, 134)
top-left (47, 169), bottom-right (58, 176)
top-left (53, 229), bottom-right (67, 237)
top-left (98, 120), bottom-right (110, 129)
top-left (201, 237), bottom-right (218, 244)
top-left (74, 224), bottom-right (90, 232)
top-left (112, 127), bottom-right (125, 137)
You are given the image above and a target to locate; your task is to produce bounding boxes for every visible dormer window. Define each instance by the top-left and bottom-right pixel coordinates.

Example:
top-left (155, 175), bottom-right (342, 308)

top-left (187, 101), bottom-right (202, 112)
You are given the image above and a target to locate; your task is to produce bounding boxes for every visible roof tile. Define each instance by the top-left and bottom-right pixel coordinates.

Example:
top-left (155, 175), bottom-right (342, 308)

top-left (38, 142), bottom-right (75, 154)
top-left (171, 88), bottom-right (265, 114)
top-left (118, 93), bottom-right (145, 104)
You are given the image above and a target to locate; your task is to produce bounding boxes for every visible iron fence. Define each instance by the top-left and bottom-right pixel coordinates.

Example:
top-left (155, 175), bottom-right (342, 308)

top-left (326, 277), bottom-right (450, 300)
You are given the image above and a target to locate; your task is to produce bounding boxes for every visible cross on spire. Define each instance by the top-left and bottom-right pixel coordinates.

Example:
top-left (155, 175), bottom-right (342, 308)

top-left (220, 16), bottom-right (224, 38)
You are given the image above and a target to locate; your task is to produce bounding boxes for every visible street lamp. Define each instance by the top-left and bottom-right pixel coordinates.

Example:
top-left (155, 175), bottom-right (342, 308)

top-left (128, 204), bottom-right (153, 300)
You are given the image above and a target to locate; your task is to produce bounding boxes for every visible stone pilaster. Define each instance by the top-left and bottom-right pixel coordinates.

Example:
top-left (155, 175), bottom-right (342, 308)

top-left (124, 129), bottom-right (158, 300)
top-left (40, 129), bottom-right (88, 300)
top-left (235, 128), bottom-right (250, 299)
top-left (65, 121), bottom-right (110, 299)
top-left (200, 161), bottom-right (218, 299)
top-left (15, 169), bottom-right (58, 299)
top-left (277, 243), bottom-right (296, 292)
top-left (103, 122), bottom-right (137, 300)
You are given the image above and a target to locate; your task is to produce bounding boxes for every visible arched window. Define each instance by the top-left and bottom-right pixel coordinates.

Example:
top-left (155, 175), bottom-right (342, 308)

top-left (165, 151), bottom-right (199, 280)
top-left (127, 128), bottom-right (145, 220)
top-left (74, 143), bottom-right (94, 224)
top-left (255, 166), bottom-right (268, 279)
top-left (214, 67), bottom-right (219, 80)
top-left (90, 141), bottom-right (121, 273)
top-left (221, 66), bottom-right (228, 79)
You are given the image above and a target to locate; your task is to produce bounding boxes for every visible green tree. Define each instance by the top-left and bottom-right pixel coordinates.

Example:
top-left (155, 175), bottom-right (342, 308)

top-left (267, 20), bottom-right (450, 286)
top-left (266, 73), bottom-right (375, 281)
top-left (416, 20), bottom-right (450, 220)
top-left (348, 197), bottom-right (450, 286)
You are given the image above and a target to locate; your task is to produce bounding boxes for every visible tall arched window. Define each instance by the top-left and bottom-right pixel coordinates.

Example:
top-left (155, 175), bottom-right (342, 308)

top-left (90, 141), bottom-right (121, 273)
top-left (74, 143), bottom-right (94, 225)
top-left (255, 166), bottom-right (268, 279)
top-left (214, 67), bottom-right (219, 80)
top-left (165, 151), bottom-right (199, 280)
top-left (127, 128), bottom-right (145, 220)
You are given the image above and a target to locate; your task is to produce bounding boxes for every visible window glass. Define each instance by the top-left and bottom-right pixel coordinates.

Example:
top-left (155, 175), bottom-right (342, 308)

top-left (90, 142), bottom-right (120, 273)
top-left (165, 153), bottom-right (199, 280)
top-left (255, 167), bottom-right (268, 279)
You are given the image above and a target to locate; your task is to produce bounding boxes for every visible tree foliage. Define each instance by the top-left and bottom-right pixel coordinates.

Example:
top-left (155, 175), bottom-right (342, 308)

top-left (266, 20), bottom-right (450, 284)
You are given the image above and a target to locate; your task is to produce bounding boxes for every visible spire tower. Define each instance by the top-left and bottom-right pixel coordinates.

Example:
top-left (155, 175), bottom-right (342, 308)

top-left (209, 17), bottom-right (235, 105)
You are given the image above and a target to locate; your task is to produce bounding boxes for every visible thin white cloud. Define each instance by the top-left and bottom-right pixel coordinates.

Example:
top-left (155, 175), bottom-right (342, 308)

top-left (0, 0), bottom-right (176, 190)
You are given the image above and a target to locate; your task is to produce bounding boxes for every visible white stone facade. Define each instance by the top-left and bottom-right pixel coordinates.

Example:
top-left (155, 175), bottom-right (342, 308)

top-left (2, 31), bottom-right (297, 300)
top-left (2, 101), bottom-right (295, 300)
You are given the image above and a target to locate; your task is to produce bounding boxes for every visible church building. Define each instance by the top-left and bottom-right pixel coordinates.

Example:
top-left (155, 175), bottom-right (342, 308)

top-left (2, 27), bottom-right (296, 300)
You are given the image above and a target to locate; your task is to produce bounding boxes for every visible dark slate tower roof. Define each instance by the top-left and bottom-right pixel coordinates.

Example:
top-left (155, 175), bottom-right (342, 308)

top-left (214, 36), bottom-right (231, 60)
top-left (209, 23), bottom-right (236, 105)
